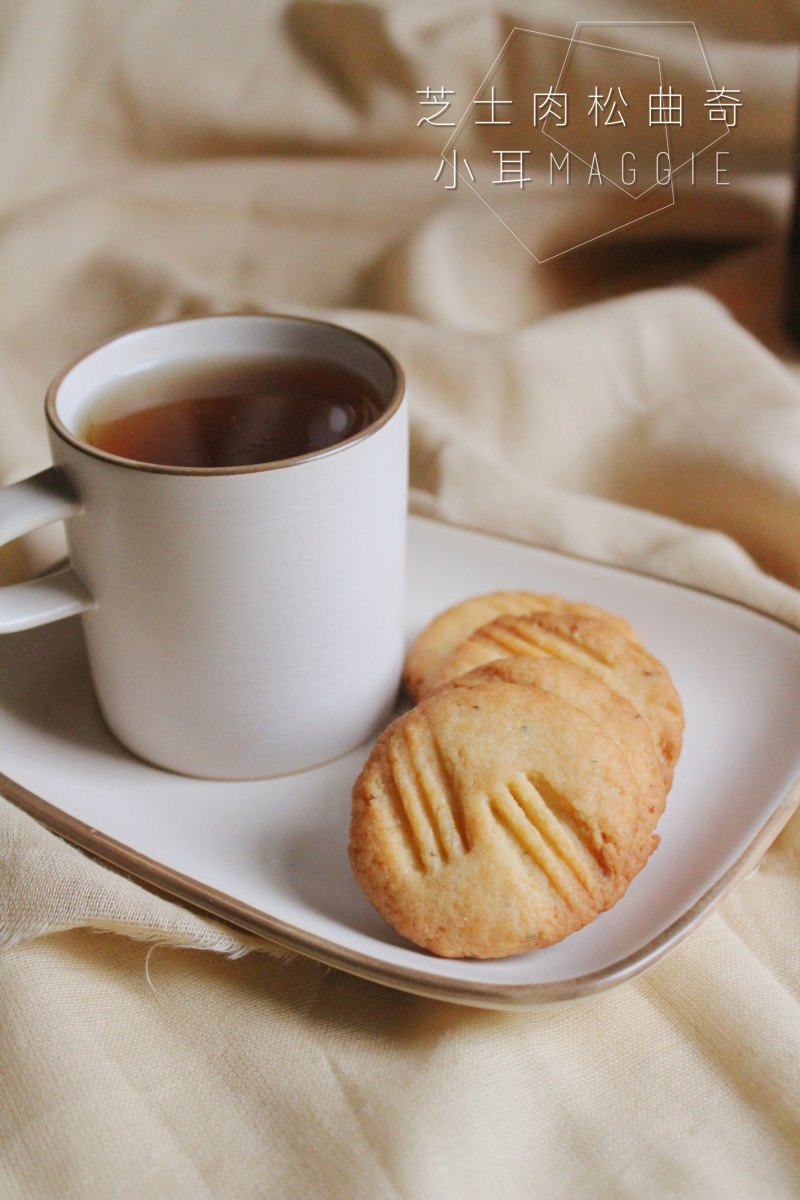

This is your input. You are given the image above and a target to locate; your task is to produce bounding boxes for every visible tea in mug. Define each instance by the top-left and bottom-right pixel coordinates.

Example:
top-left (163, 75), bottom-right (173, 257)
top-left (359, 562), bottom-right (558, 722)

top-left (81, 355), bottom-right (384, 468)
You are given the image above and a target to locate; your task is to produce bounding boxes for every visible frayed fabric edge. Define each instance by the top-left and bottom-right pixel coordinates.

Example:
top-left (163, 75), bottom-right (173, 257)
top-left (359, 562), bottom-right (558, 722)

top-left (0, 916), bottom-right (297, 962)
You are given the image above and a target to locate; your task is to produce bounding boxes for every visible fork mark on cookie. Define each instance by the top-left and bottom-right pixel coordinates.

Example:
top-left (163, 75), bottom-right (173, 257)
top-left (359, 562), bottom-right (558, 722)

top-left (388, 738), bottom-right (445, 868)
top-left (428, 729), bottom-right (470, 853)
top-left (402, 721), bottom-right (467, 862)
top-left (488, 783), bottom-right (589, 909)
top-left (530, 623), bottom-right (613, 668)
top-left (382, 769), bottom-right (426, 871)
top-left (472, 623), bottom-right (548, 662)
top-left (468, 617), bottom-right (611, 677)
top-left (514, 774), bottom-right (605, 888)
top-left (526, 771), bottom-right (613, 874)
top-left (501, 616), bottom-right (613, 671)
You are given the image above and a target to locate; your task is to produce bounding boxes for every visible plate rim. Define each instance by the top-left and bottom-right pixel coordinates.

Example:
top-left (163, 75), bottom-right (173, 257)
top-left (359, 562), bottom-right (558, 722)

top-left (4, 769), bottom-right (799, 1009)
top-left (3, 513), bottom-right (800, 1009)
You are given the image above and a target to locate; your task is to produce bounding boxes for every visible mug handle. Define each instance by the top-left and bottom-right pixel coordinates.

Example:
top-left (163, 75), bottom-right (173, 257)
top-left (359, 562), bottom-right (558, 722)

top-left (0, 466), bottom-right (94, 633)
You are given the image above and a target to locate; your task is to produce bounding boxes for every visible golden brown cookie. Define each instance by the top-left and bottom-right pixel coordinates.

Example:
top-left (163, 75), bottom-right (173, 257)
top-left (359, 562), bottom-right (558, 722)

top-left (349, 680), bottom-right (643, 959)
top-left (431, 611), bottom-right (684, 786)
top-left (439, 657), bottom-right (666, 879)
top-left (404, 591), bottom-right (642, 701)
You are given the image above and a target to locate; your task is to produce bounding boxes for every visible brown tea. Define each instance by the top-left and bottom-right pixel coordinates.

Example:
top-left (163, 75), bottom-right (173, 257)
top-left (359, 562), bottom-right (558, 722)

top-left (81, 355), bottom-right (384, 468)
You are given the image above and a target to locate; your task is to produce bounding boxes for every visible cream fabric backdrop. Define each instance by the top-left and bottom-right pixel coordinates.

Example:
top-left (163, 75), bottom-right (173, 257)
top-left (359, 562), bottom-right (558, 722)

top-left (1, 2), bottom-right (800, 1197)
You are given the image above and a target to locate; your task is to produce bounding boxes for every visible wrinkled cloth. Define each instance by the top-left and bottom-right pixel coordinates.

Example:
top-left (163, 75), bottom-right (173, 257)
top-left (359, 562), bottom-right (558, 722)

top-left (1, 3), bottom-right (800, 1198)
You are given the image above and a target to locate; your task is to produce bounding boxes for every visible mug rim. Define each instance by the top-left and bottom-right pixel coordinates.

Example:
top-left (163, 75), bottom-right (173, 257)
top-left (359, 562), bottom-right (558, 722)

top-left (45, 312), bottom-right (405, 476)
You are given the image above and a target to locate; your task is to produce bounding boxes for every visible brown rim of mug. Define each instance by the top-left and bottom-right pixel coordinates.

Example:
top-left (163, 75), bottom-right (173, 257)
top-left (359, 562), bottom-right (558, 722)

top-left (44, 312), bottom-right (406, 477)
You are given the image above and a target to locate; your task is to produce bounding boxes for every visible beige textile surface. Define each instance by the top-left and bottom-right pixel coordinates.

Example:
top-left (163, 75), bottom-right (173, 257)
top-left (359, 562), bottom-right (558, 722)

top-left (2, 2), bottom-right (800, 1196)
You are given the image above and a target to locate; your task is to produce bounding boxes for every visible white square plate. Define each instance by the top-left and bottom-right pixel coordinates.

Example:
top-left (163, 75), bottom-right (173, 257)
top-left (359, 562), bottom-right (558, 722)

top-left (3, 516), bottom-right (800, 1009)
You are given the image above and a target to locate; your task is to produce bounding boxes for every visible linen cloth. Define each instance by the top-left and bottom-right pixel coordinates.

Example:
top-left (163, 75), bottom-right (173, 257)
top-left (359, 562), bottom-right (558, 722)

top-left (1, 2), bottom-right (800, 1197)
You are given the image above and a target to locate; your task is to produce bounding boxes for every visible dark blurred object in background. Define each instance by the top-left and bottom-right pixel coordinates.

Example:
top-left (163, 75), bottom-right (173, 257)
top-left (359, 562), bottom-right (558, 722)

top-left (786, 104), bottom-right (800, 343)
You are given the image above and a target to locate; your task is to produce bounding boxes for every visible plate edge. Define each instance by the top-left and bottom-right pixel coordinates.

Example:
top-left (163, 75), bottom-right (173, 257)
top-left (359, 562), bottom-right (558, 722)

top-left (3, 766), bottom-right (799, 1010)
top-left (408, 514), bottom-right (800, 639)
top-left (4, 513), bottom-right (800, 1009)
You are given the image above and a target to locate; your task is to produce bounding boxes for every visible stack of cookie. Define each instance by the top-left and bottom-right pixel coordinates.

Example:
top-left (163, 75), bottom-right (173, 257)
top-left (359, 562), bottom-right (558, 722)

top-left (349, 591), bottom-right (684, 960)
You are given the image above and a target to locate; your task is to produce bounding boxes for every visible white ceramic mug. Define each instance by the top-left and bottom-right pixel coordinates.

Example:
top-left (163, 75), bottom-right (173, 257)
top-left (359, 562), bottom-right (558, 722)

top-left (0, 315), bottom-right (407, 778)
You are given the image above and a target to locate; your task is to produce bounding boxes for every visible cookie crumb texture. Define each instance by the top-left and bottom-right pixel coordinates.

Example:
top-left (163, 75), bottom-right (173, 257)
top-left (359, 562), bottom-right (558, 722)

top-left (349, 682), bottom-right (642, 959)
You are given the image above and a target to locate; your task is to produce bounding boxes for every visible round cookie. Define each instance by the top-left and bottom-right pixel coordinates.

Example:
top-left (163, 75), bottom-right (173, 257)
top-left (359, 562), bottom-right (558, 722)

top-left (439, 657), bottom-right (666, 880)
top-left (431, 611), bottom-right (684, 786)
top-left (403, 591), bottom-right (643, 701)
top-left (349, 680), bottom-right (643, 959)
